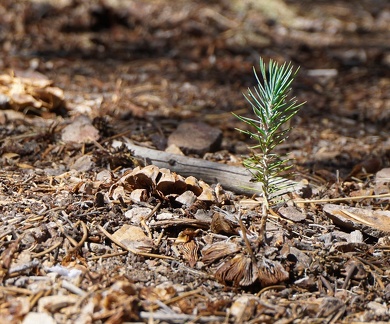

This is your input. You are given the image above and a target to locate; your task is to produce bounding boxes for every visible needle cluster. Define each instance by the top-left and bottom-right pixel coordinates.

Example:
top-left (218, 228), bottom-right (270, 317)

top-left (234, 57), bottom-right (305, 244)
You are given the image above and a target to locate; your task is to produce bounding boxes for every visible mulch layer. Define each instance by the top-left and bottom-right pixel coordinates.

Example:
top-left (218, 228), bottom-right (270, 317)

top-left (1, 0), bottom-right (390, 323)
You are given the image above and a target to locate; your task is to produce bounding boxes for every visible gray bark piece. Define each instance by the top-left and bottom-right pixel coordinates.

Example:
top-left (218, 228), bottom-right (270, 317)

top-left (323, 203), bottom-right (390, 238)
top-left (114, 139), bottom-right (296, 196)
top-left (116, 139), bottom-right (261, 195)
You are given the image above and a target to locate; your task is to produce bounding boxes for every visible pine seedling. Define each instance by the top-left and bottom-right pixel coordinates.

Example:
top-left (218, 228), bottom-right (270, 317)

top-left (233, 57), bottom-right (305, 245)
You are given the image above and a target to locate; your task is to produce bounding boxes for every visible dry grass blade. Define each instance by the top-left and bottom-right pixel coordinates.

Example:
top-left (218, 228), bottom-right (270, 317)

top-left (89, 251), bottom-right (128, 261)
top-left (71, 221), bottom-right (88, 250)
top-left (294, 192), bottom-right (390, 204)
top-left (30, 239), bottom-right (63, 258)
top-left (238, 213), bottom-right (254, 259)
top-left (0, 286), bottom-right (34, 295)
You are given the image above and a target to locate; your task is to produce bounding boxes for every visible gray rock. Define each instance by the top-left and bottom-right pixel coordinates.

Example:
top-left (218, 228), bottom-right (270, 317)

top-left (61, 115), bottom-right (99, 144)
top-left (374, 168), bottom-right (390, 200)
top-left (278, 206), bottom-right (306, 222)
top-left (167, 122), bottom-right (222, 155)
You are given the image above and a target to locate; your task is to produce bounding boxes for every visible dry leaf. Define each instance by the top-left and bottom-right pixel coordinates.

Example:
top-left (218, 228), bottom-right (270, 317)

top-left (92, 281), bottom-right (139, 322)
top-left (156, 168), bottom-right (187, 195)
top-left (197, 180), bottom-right (216, 202)
top-left (215, 254), bottom-right (258, 286)
top-left (174, 228), bottom-right (199, 244)
top-left (215, 183), bottom-right (229, 204)
top-left (177, 240), bottom-right (199, 267)
top-left (176, 190), bottom-right (197, 207)
top-left (130, 189), bottom-right (149, 202)
top-left (69, 155), bottom-right (95, 172)
top-left (2, 152), bottom-right (20, 165)
top-left (124, 207), bottom-right (153, 225)
top-left (16, 162), bottom-right (33, 169)
top-left (257, 258), bottom-right (289, 287)
top-left (110, 185), bottom-right (126, 201)
top-left (201, 241), bottom-right (240, 265)
top-left (210, 211), bottom-right (239, 235)
top-left (120, 165), bottom-right (160, 191)
top-left (112, 225), bottom-right (154, 253)
top-left (185, 176), bottom-right (203, 196)
top-left (0, 71), bottom-right (64, 112)
top-left (0, 240), bottom-right (19, 282)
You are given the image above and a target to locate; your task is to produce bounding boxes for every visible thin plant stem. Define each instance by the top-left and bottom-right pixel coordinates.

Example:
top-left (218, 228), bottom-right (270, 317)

top-left (234, 57), bottom-right (305, 245)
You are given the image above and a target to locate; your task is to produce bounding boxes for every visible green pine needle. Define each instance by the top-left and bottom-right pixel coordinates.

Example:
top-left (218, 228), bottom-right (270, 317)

top-left (233, 57), bottom-right (305, 199)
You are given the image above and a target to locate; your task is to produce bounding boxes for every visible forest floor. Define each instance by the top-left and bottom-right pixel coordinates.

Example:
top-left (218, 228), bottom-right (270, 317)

top-left (0, 0), bottom-right (390, 323)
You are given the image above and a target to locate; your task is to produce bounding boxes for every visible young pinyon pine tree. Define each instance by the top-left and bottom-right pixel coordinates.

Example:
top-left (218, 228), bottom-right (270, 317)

top-left (233, 57), bottom-right (305, 245)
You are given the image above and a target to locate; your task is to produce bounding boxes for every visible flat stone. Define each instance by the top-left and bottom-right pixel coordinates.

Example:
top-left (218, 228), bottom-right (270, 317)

top-left (61, 115), bottom-right (99, 144)
top-left (374, 168), bottom-right (390, 200)
top-left (278, 206), bottom-right (306, 222)
top-left (69, 155), bottom-right (94, 172)
top-left (167, 122), bottom-right (222, 155)
top-left (125, 207), bottom-right (152, 225)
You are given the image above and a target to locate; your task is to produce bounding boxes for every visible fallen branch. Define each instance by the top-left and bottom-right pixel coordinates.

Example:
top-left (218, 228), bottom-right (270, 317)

top-left (116, 139), bottom-right (264, 196)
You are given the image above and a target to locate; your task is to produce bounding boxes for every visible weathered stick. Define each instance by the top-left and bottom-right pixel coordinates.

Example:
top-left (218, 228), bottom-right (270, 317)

top-left (113, 140), bottom-right (263, 195)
